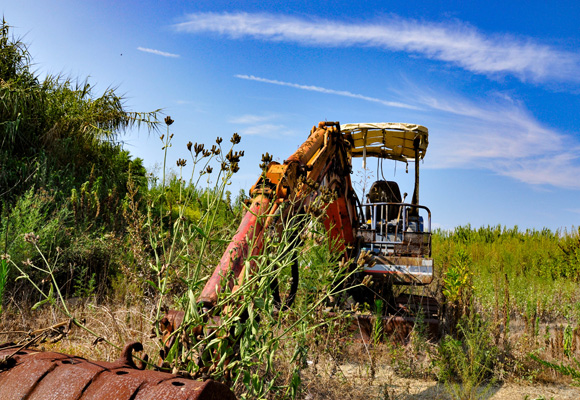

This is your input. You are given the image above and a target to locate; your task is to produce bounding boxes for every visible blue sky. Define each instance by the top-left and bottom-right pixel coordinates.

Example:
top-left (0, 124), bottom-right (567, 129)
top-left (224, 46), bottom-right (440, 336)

top-left (3, 0), bottom-right (580, 231)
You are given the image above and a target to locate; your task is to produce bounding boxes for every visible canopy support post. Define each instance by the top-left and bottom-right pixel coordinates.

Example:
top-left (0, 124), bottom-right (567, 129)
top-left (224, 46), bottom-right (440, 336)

top-left (411, 137), bottom-right (420, 215)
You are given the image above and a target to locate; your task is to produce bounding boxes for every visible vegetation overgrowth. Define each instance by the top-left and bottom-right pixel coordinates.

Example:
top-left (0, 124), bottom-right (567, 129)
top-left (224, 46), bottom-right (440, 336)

top-left (2, 19), bottom-right (580, 399)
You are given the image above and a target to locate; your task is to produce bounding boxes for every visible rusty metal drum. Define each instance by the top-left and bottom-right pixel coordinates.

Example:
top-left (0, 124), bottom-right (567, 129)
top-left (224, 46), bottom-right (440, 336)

top-left (0, 342), bottom-right (236, 400)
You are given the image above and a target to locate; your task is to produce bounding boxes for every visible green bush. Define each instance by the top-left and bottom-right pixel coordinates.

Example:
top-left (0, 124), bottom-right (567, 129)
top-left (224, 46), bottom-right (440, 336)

top-left (437, 314), bottom-right (498, 400)
top-left (0, 188), bottom-right (71, 279)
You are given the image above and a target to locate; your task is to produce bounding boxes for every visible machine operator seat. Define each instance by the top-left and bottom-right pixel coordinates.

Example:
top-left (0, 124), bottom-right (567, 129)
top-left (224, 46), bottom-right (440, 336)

top-left (365, 180), bottom-right (402, 223)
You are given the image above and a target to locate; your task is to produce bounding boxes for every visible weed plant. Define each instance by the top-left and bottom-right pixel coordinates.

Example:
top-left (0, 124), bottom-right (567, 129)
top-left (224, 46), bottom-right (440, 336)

top-left (436, 313), bottom-right (498, 400)
top-left (0, 257), bottom-right (7, 314)
top-left (146, 125), bottom-right (360, 397)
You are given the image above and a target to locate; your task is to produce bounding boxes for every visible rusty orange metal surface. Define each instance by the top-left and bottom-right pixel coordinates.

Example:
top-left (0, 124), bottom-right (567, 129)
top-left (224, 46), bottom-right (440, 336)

top-left (0, 342), bottom-right (236, 400)
top-left (199, 194), bottom-right (271, 307)
top-left (285, 123), bottom-right (328, 165)
top-left (156, 309), bottom-right (185, 365)
top-left (200, 122), bottom-right (357, 311)
top-left (323, 196), bottom-right (356, 252)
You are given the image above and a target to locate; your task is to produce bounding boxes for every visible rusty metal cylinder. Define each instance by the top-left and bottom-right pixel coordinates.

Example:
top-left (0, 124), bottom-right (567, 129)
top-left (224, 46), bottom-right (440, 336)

top-left (0, 342), bottom-right (236, 400)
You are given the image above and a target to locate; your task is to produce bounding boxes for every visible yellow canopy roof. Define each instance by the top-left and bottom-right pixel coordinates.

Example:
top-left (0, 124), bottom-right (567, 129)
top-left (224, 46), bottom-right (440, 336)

top-left (340, 122), bottom-right (428, 162)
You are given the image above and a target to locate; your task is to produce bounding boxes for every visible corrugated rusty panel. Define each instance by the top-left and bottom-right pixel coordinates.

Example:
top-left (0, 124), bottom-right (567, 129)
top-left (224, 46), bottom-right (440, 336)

top-left (0, 350), bottom-right (71, 400)
top-left (0, 342), bottom-right (236, 400)
top-left (27, 355), bottom-right (105, 400)
top-left (134, 379), bottom-right (234, 400)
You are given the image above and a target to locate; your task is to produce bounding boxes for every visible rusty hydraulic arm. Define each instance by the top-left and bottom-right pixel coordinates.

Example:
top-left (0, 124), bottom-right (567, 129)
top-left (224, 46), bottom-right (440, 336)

top-left (199, 122), bottom-right (359, 309)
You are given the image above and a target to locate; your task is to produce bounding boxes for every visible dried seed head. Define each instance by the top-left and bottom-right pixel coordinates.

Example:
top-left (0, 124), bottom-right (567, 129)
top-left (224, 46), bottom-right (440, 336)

top-left (216, 137), bottom-right (223, 145)
top-left (362, 275), bottom-right (373, 286)
top-left (206, 166), bottom-right (213, 174)
top-left (194, 143), bottom-right (204, 157)
top-left (225, 150), bottom-right (244, 164)
top-left (164, 116), bottom-right (174, 126)
top-left (261, 152), bottom-right (273, 164)
top-left (230, 133), bottom-right (241, 145)
top-left (176, 158), bottom-right (187, 167)
top-left (260, 152), bottom-right (273, 170)
top-left (306, 204), bottom-right (324, 218)
top-left (24, 232), bottom-right (39, 244)
top-left (187, 141), bottom-right (192, 151)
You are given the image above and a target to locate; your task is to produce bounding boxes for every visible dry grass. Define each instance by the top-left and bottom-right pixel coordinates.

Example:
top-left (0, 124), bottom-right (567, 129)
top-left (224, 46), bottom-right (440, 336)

top-left (0, 299), bottom-right (160, 365)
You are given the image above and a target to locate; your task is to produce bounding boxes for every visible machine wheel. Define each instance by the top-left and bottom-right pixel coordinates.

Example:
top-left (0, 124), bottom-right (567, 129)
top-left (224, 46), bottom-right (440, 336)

top-left (271, 258), bottom-right (299, 311)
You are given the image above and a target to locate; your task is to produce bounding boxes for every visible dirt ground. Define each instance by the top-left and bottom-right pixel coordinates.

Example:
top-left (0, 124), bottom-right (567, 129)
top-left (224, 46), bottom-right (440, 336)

top-left (346, 367), bottom-right (580, 399)
top-left (301, 360), bottom-right (580, 399)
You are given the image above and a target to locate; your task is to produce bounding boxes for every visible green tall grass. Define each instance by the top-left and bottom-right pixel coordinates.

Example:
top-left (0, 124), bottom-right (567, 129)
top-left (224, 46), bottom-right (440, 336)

top-left (1, 19), bottom-right (158, 301)
top-left (434, 225), bottom-right (580, 390)
top-left (434, 225), bottom-right (580, 323)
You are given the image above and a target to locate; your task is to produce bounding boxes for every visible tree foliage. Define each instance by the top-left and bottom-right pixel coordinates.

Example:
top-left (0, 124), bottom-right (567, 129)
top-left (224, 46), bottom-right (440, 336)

top-left (0, 19), bottom-right (160, 299)
top-left (0, 19), bottom-right (159, 206)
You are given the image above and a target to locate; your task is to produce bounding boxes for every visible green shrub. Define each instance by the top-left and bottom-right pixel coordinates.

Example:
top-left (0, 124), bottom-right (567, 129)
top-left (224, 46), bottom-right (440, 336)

top-left (437, 314), bottom-right (498, 400)
top-left (434, 225), bottom-right (580, 323)
top-left (0, 188), bottom-right (71, 282)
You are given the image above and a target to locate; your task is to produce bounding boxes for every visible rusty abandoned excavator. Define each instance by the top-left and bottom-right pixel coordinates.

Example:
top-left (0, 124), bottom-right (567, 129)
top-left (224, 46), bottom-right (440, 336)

top-left (198, 121), bottom-right (438, 341)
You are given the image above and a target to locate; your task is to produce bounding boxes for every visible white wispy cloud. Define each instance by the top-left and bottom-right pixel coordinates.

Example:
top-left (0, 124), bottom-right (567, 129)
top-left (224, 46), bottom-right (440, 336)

top-left (241, 123), bottom-right (295, 137)
top-left (415, 95), bottom-right (561, 163)
top-left (497, 155), bottom-right (580, 189)
top-left (229, 114), bottom-right (295, 137)
top-left (235, 74), bottom-right (580, 189)
top-left (175, 12), bottom-right (580, 83)
top-left (407, 88), bottom-right (580, 189)
top-left (229, 114), bottom-right (281, 124)
top-left (235, 75), bottom-right (419, 110)
top-left (137, 46), bottom-right (180, 58)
